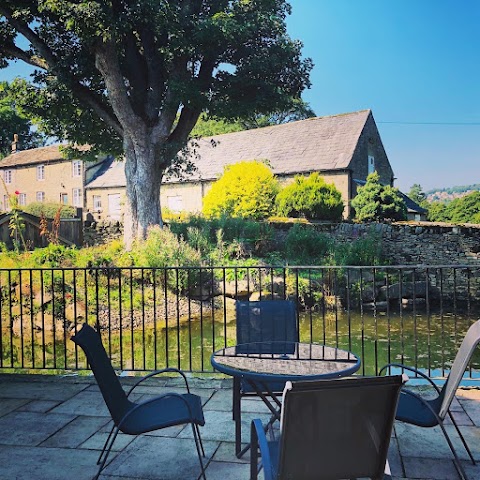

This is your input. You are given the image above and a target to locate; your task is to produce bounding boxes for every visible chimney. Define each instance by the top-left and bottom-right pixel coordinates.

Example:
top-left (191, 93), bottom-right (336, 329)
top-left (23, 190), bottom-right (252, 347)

top-left (11, 133), bottom-right (19, 154)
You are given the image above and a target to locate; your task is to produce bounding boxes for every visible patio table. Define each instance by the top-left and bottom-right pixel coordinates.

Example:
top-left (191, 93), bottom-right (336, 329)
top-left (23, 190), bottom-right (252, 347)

top-left (211, 341), bottom-right (361, 456)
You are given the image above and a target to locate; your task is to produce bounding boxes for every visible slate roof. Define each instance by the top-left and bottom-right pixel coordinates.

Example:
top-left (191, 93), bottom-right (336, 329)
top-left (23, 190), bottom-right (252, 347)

top-left (87, 109), bottom-right (372, 189)
top-left (0, 144), bottom-right (90, 167)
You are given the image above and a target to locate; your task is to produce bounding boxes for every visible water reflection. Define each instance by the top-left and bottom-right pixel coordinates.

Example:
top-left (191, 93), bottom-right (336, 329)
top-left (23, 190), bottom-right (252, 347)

top-left (2, 310), bottom-right (479, 379)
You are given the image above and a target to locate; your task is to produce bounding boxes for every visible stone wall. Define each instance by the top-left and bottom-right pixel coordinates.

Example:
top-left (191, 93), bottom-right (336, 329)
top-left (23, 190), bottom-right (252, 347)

top-left (83, 220), bottom-right (123, 246)
top-left (83, 219), bottom-right (480, 266)
top-left (321, 222), bottom-right (480, 265)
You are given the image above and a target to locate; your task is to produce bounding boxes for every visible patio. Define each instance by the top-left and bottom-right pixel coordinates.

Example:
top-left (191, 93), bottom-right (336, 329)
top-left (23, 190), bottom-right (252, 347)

top-left (1, 373), bottom-right (480, 480)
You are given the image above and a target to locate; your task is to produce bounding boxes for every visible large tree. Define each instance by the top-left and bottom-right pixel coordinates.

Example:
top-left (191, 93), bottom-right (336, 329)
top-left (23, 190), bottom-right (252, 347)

top-left (0, 1), bottom-right (312, 246)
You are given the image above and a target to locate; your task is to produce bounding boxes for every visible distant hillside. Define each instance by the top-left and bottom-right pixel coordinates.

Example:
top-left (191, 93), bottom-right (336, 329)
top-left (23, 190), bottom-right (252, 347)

top-left (426, 184), bottom-right (480, 203)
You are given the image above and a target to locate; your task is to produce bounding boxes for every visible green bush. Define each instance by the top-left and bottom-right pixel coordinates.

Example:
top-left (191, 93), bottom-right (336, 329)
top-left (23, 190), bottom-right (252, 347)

top-left (351, 172), bottom-right (407, 222)
top-left (23, 202), bottom-right (77, 218)
top-left (202, 160), bottom-right (279, 220)
top-left (276, 173), bottom-right (344, 221)
top-left (284, 224), bottom-right (333, 264)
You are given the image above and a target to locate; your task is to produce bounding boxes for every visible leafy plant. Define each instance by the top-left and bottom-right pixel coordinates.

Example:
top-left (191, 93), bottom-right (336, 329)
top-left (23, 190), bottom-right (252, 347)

top-left (351, 172), bottom-right (407, 222)
top-left (276, 173), bottom-right (344, 221)
top-left (202, 160), bottom-right (279, 220)
top-left (284, 224), bottom-right (333, 264)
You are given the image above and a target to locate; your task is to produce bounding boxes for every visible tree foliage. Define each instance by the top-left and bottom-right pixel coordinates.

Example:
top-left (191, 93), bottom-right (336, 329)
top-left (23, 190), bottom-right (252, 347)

top-left (0, 1), bottom-right (312, 245)
top-left (408, 183), bottom-right (427, 206)
top-left (0, 81), bottom-right (45, 157)
top-left (351, 172), bottom-right (407, 222)
top-left (202, 160), bottom-right (279, 220)
top-left (275, 173), bottom-right (344, 221)
top-left (427, 191), bottom-right (480, 224)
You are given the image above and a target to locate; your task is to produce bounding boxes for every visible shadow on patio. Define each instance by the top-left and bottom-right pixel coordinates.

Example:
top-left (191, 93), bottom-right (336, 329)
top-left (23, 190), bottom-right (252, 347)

top-left (0, 374), bottom-right (480, 480)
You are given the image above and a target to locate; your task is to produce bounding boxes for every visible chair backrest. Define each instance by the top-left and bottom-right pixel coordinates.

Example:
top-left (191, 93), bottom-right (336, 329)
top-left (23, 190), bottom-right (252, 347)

top-left (277, 375), bottom-right (405, 480)
top-left (440, 319), bottom-right (480, 419)
top-left (235, 300), bottom-right (298, 354)
top-left (71, 323), bottom-right (132, 425)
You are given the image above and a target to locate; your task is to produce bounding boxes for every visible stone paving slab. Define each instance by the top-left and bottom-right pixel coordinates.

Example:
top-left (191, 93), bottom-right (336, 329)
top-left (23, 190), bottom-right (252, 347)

top-left (102, 436), bottom-right (219, 479)
top-left (0, 444), bottom-right (100, 480)
top-left (0, 374), bottom-right (479, 479)
top-left (0, 411), bottom-right (77, 446)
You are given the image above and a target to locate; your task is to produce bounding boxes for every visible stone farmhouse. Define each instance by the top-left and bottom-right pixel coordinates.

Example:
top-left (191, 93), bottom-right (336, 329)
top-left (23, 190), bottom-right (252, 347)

top-left (0, 140), bottom-right (111, 213)
top-left (2, 109), bottom-right (425, 221)
top-left (86, 109), bottom-right (400, 221)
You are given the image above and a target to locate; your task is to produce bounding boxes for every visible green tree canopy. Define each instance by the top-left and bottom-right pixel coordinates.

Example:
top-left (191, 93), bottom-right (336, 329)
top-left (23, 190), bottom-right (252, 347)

top-left (276, 173), bottom-right (344, 221)
top-left (427, 191), bottom-right (480, 224)
top-left (351, 172), bottom-right (407, 222)
top-left (408, 183), bottom-right (427, 206)
top-left (0, 81), bottom-right (45, 157)
top-left (0, 1), bottom-right (312, 246)
top-left (202, 160), bottom-right (279, 220)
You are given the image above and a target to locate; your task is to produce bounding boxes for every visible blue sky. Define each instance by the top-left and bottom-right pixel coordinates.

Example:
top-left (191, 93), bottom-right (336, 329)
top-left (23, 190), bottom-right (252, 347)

top-left (286, 0), bottom-right (480, 192)
top-left (1, 1), bottom-right (479, 192)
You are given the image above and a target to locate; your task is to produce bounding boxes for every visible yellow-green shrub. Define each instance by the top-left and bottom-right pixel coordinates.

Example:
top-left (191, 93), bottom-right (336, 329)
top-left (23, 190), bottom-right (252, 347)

top-left (202, 160), bottom-right (279, 220)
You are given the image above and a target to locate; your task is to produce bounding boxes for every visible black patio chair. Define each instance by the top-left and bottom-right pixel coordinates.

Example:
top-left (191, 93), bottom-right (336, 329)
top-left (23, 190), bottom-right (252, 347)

top-left (380, 318), bottom-right (480, 480)
top-left (71, 323), bottom-right (206, 480)
top-left (233, 300), bottom-right (298, 456)
top-left (250, 375), bottom-right (406, 480)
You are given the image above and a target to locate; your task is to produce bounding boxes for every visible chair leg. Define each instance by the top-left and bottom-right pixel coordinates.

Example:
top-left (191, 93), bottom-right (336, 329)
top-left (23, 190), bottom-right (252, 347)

top-left (94, 426), bottom-right (121, 480)
top-left (250, 421), bottom-right (259, 480)
top-left (195, 424), bottom-right (205, 457)
top-left (190, 423), bottom-right (207, 480)
top-left (447, 409), bottom-right (476, 465)
top-left (97, 422), bottom-right (115, 465)
top-left (437, 418), bottom-right (469, 480)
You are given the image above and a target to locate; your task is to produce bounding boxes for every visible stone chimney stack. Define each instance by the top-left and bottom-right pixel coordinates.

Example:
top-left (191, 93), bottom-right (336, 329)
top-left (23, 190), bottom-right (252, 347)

top-left (11, 133), bottom-right (19, 153)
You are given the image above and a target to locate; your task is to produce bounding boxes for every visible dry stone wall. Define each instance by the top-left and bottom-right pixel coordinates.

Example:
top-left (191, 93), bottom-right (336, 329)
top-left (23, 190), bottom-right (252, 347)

top-left (318, 222), bottom-right (480, 266)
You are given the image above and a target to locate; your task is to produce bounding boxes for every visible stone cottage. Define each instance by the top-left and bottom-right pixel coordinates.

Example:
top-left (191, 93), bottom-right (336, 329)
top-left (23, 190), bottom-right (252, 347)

top-left (85, 109), bottom-right (397, 221)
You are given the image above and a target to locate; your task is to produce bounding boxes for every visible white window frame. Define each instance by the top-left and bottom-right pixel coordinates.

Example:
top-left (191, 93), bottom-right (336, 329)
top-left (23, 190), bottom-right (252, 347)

top-left (73, 188), bottom-right (82, 207)
top-left (18, 193), bottom-right (26, 206)
top-left (36, 191), bottom-right (45, 202)
top-left (4, 170), bottom-right (13, 184)
top-left (167, 195), bottom-right (183, 212)
top-left (72, 160), bottom-right (82, 177)
top-left (368, 155), bottom-right (375, 175)
top-left (93, 195), bottom-right (102, 211)
top-left (36, 164), bottom-right (45, 181)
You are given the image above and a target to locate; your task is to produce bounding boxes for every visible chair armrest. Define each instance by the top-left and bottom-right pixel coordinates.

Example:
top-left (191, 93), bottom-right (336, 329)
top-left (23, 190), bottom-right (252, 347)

top-left (251, 419), bottom-right (274, 480)
top-left (126, 368), bottom-right (191, 397)
top-left (379, 363), bottom-right (441, 395)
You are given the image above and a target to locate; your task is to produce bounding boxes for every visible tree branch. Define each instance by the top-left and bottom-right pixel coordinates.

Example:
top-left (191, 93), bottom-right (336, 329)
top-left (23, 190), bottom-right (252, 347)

top-left (94, 39), bottom-right (143, 139)
top-left (0, 43), bottom-right (48, 70)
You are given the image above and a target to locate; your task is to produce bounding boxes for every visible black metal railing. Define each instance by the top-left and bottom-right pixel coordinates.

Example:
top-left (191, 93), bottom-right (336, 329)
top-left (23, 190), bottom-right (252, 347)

top-left (1, 265), bottom-right (479, 381)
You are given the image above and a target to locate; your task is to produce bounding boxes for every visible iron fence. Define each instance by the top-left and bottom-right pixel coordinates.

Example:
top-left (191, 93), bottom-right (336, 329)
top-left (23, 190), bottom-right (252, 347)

top-left (1, 265), bottom-right (479, 381)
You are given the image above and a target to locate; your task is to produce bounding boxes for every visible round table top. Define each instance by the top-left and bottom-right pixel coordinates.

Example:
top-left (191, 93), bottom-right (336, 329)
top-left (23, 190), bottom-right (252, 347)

top-left (211, 341), bottom-right (361, 382)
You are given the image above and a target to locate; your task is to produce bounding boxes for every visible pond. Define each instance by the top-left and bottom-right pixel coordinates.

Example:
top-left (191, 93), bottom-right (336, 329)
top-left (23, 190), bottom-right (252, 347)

top-left (2, 310), bottom-right (479, 381)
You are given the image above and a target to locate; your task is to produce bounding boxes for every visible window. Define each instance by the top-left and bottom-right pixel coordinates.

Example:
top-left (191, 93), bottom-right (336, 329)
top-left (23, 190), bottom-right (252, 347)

top-left (36, 191), bottom-right (45, 202)
top-left (368, 155), bottom-right (375, 174)
top-left (18, 193), bottom-right (26, 206)
top-left (4, 170), bottom-right (13, 184)
top-left (167, 195), bottom-right (183, 212)
top-left (93, 195), bottom-right (102, 211)
top-left (60, 193), bottom-right (69, 204)
top-left (72, 160), bottom-right (82, 177)
top-left (36, 164), bottom-right (45, 181)
top-left (73, 188), bottom-right (82, 207)
top-left (3, 195), bottom-right (10, 211)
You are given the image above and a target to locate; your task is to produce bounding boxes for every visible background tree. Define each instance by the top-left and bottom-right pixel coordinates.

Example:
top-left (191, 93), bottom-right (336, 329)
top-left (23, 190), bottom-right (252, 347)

top-left (427, 191), bottom-right (480, 224)
top-left (0, 1), bottom-right (312, 246)
top-left (275, 173), bottom-right (344, 221)
top-left (351, 172), bottom-right (407, 222)
top-left (0, 81), bottom-right (45, 158)
top-left (202, 160), bottom-right (279, 220)
top-left (408, 183), bottom-right (427, 206)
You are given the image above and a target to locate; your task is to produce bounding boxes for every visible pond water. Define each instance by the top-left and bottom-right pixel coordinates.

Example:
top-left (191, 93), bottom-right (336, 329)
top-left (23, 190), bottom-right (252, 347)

top-left (2, 310), bottom-right (479, 381)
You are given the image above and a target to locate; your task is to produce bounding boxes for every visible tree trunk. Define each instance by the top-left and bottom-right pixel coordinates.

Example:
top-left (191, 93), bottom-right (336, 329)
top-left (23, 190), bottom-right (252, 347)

top-left (123, 136), bottom-right (165, 249)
